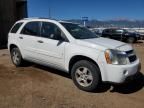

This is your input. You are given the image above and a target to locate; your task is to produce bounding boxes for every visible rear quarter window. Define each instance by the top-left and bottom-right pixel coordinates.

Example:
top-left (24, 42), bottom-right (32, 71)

top-left (10, 22), bottom-right (23, 33)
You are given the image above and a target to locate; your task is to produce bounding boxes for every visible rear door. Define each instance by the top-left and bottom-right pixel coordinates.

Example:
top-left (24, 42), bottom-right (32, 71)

top-left (18, 21), bottom-right (41, 60)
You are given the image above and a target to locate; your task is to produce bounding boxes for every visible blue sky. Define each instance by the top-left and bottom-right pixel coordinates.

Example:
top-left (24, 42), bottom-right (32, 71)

top-left (28, 0), bottom-right (144, 20)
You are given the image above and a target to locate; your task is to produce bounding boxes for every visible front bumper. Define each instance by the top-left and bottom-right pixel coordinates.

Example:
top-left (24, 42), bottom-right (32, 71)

top-left (124, 70), bottom-right (140, 83)
top-left (102, 59), bottom-right (140, 83)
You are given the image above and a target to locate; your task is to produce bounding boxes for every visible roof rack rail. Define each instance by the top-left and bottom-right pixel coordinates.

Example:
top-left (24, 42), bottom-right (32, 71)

top-left (21, 17), bottom-right (62, 23)
top-left (22, 17), bottom-right (39, 20)
top-left (38, 17), bottom-right (59, 21)
top-left (38, 17), bottom-right (49, 19)
top-left (22, 17), bottom-right (58, 20)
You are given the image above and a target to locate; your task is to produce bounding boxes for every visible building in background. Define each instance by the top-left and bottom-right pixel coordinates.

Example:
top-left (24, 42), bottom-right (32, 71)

top-left (0, 0), bottom-right (27, 47)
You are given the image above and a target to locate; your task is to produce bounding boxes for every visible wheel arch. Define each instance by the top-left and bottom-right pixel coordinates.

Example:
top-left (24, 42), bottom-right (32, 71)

top-left (9, 44), bottom-right (24, 59)
top-left (9, 44), bottom-right (18, 52)
top-left (69, 55), bottom-right (101, 77)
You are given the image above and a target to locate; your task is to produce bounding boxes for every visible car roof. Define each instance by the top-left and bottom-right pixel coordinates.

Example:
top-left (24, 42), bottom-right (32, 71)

top-left (104, 28), bottom-right (124, 30)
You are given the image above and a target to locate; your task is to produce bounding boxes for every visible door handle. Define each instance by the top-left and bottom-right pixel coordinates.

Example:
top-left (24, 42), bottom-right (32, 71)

top-left (37, 40), bottom-right (44, 43)
top-left (19, 37), bottom-right (23, 39)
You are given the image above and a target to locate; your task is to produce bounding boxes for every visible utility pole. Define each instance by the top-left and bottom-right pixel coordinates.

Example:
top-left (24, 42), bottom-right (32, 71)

top-left (49, 8), bottom-right (51, 19)
top-left (84, 21), bottom-right (86, 27)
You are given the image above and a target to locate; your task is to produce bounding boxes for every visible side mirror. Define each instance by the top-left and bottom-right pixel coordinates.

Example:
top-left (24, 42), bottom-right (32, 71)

top-left (57, 37), bottom-right (65, 46)
top-left (55, 28), bottom-right (69, 42)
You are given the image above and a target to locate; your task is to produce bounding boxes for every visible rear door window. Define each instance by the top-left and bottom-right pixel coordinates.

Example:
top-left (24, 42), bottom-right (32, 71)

top-left (104, 29), bottom-right (110, 33)
top-left (10, 22), bottom-right (23, 33)
top-left (21, 21), bottom-right (40, 36)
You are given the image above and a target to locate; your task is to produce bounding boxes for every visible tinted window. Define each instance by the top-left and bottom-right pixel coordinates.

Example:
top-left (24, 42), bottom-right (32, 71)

top-left (21, 22), bottom-right (40, 36)
top-left (111, 30), bottom-right (117, 33)
top-left (115, 30), bottom-right (123, 33)
top-left (103, 29), bottom-right (110, 33)
top-left (10, 22), bottom-right (23, 33)
top-left (41, 22), bottom-right (63, 40)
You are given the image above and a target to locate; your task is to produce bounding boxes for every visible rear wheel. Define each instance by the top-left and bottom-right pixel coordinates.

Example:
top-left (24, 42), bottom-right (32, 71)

top-left (71, 60), bottom-right (101, 92)
top-left (10, 48), bottom-right (25, 67)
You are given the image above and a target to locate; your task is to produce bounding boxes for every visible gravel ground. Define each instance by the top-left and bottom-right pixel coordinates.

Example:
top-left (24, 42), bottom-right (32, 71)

top-left (0, 41), bottom-right (144, 108)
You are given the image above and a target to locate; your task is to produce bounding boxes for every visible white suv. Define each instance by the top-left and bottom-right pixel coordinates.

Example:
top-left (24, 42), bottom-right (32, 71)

top-left (8, 18), bottom-right (140, 91)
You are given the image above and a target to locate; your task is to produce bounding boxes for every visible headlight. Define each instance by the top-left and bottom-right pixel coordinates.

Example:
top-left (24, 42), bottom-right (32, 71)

top-left (105, 49), bottom-right (128, 65)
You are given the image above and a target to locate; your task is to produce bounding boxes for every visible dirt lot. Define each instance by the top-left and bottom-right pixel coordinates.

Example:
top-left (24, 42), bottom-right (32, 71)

top-left (0, 42), bottom-right (144, 108)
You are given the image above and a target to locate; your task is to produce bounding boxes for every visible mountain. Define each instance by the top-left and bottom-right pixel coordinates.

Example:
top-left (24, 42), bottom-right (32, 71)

top-left (65, 19), bottom-right (144, 28)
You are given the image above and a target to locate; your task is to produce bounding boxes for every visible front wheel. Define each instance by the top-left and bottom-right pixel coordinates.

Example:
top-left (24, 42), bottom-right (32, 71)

top-left (127, 37), bottom-right (136, 43)
top-left (71, 60), bottom-right (101, 92)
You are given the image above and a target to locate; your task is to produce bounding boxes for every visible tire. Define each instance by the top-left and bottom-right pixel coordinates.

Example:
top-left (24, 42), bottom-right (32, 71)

top-left (71, 60), bottom-right (101, 92)
top-left (10, 48), bottom-right (25, 67)
top-left (127, 37), bottom-right (136, 43)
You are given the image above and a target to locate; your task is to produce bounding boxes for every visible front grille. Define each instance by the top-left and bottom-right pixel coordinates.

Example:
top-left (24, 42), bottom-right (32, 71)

top-left (126, 50), bottom-right (133, 54)
top-left (125, 50), bottom-right (137, 63)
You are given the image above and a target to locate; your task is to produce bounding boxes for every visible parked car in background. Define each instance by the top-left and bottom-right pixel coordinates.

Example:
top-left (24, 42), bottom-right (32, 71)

top-left (140, 33), bottom-right (144, 40)
top-left (8, 18), bottom-right (140, 92)
top-left (89, 28), bottom-right (105, 37)
top-left (102, 28), bottom-right (141, 43)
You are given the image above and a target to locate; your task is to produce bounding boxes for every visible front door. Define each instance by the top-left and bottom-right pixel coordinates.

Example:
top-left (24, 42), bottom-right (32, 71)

top-left (34, 21), bottom-right (67, 67)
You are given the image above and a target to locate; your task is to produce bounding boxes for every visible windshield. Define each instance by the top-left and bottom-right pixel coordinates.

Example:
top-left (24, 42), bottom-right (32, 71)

top-left (61, 22), bottom-right (98, 39)
top-left (115, 29), bottom-right (128, 33)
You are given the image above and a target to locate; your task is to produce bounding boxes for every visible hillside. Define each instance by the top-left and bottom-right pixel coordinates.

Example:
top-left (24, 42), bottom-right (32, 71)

top-left (66, 19), bottom-right (144, 28)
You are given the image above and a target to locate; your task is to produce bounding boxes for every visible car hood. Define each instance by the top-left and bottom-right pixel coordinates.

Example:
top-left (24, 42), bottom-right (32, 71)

top-left (76, 37), bottom-right (132, 51)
